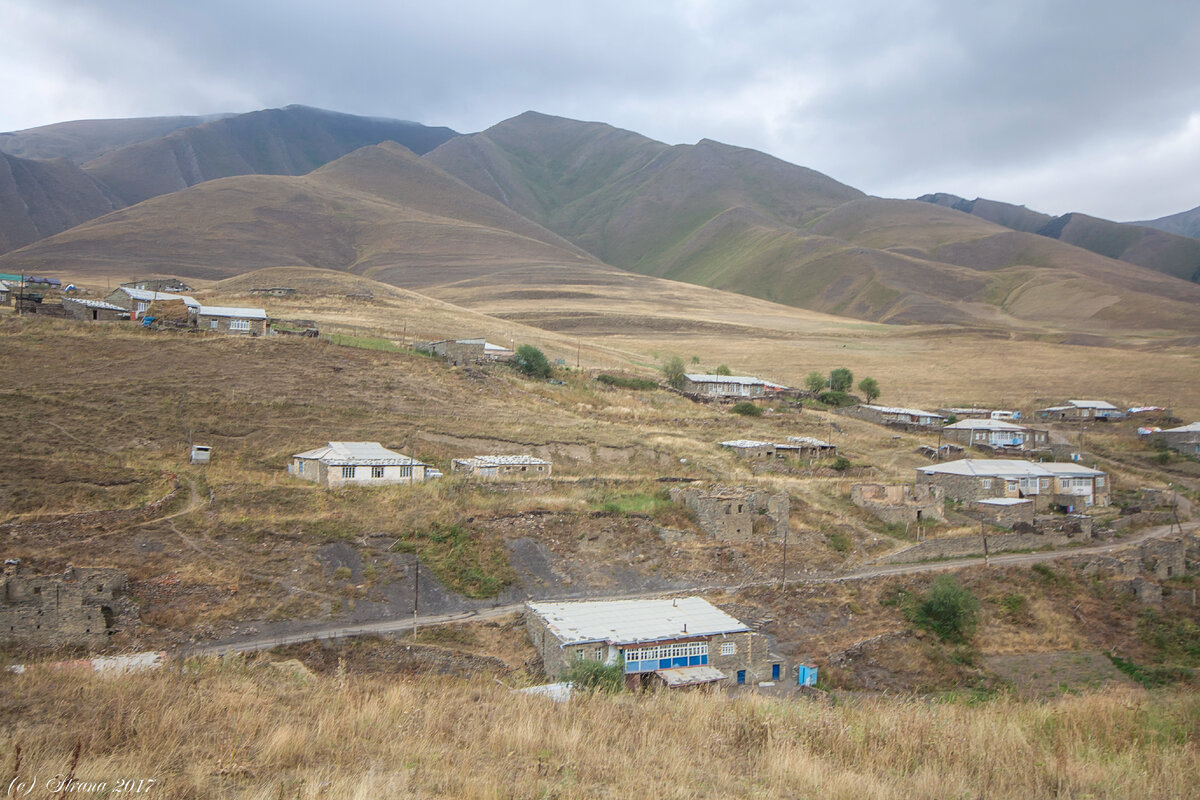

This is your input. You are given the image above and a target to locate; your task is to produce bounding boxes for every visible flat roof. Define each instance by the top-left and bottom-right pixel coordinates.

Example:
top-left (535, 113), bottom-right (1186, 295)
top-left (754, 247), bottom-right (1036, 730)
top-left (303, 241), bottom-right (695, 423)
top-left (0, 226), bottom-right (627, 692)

top-left (787, 436), bottom-right (834, 447)
top-left (527, 597), bottom-right (749, 646)
top-left (918, 459), bottom-right (1104, 478)
top-left (196, 305), bottom-right (268, 319)
top-left (117, 287), bottom-right (200, 306)
top-left (863, 404), bottom-right (945, 419)
top-left (943, 419), bottom-right (1027, 431)
top-left (976, 498), bottom-right (1034, 506)
top-left (657, 665), bottom-right (727, 687)
top-left (292, 441), bottom-right (424, 466)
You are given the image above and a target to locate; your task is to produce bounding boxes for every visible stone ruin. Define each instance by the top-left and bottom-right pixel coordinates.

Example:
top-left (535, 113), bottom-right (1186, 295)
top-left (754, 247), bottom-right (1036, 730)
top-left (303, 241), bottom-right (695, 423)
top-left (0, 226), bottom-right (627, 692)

top-left (1, 560), bottom-right (134, 647)
top-left (850, 483), bottom-right (945, 525)
top-left (669, 485), bottom-right (789, 542)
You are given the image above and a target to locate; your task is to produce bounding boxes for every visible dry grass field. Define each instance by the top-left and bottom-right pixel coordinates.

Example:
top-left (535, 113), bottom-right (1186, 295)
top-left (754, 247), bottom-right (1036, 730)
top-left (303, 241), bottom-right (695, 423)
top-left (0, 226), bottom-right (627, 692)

top-left (1, 665), bottom-right (1197, 799)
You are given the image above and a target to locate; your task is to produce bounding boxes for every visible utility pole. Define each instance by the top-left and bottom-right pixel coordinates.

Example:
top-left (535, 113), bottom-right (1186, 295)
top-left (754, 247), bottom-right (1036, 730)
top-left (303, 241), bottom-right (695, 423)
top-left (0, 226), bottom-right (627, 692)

top-left (780, 524), bottom-right (788, 588)
top-left (980, 521), bottom-right (990, 566)
top-left (412, 559), bottom-right (419, 641)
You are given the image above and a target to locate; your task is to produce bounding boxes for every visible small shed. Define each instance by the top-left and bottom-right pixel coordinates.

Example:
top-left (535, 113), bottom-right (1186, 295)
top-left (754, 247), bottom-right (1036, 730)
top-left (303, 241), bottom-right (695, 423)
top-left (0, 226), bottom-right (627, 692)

top-left (190, 445), bottom-right (212, 465)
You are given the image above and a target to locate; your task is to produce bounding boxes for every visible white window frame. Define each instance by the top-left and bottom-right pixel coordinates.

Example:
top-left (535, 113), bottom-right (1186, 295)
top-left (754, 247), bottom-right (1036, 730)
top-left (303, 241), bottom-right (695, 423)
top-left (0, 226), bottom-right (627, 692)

top-left (981, 479), bottom-right (992, 489)
top-left (721, 642), bottom-right (736, 656)
top-left (399, 465), bottom-right (412, 478)
top-left (229, 318), bottom-right (250, 331)
top-left (370, 466), bottom-right (385, 479)
top-left (341, 466), bottom-right (356, 479)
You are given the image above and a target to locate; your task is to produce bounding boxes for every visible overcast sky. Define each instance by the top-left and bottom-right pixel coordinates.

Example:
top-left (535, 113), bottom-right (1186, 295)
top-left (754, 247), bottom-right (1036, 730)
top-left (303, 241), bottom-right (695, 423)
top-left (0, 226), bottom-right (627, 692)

top-left (4, 0), bottom-right (1199, 221)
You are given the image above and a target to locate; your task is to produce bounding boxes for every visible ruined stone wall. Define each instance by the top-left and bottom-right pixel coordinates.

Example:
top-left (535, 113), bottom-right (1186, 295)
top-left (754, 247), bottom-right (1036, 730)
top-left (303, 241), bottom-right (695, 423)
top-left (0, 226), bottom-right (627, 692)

top-left (878, 527), bottom-right (1089, 563)
top-left (851, 483), bottom-right (945, 524)
top-left (669, 485), bottom-right (789, 542)
top-left (970, 501), bottom-right (1035, 528)
top-left (1, 566), bottom-right (132, 648)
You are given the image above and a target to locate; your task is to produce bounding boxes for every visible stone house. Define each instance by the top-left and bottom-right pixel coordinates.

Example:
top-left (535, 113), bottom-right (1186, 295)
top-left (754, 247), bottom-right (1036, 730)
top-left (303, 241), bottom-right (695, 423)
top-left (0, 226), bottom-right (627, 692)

top-left (526, 597), bottom-right (786, 689)
top-left (1036, 400), bottom-right (1124, 422)
top-left (850, 483), bottom-right (945, 524)
top-left (121, 278), bottom-right (192, 293)
top-left (422, 338), bottom-right (514, 365)
top-left (968, 497), bottom-right (1036, 527)
top-left (0, 285), bottom-right (9, 306)
top-left (1155, 423), bottom-right (1200, 456)
top-left (916, 459), bottom-right (1110, 512)
top-left (1, 561), bottom-right (132, 647)
top-left (289, 442), bottom-right (430, 487)
top-left (938, 408), bottom-right (1021, 421)
top-left (682, 374), bottom-right (788, 398)
top-left (668, 485), bottom-right (789, 541)
top-left (720, 440), bottom-right (777, 459)
top-left (104, 287), bottom-right (199, 320)
top-left (190, 305), bottom-right (269, 335)
top-left (451, 455), bottom-right (552, 479)
top-left (785, 436), bottom-right (837, 459)
top-left (61, 297), bottom-right (130, 322)
top-left (941, 419), bottom-right (1049, 450)
top-left (843, 404), bottom-right (946, 428)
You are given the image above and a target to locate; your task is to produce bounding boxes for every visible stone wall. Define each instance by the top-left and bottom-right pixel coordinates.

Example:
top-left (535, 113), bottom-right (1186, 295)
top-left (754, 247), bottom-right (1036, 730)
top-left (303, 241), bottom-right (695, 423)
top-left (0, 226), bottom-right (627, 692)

top-left (878, 525), bottom-right (1091, 563)
top-left (851, 483), bottom-right (945, 524)
top-left (1, 564), bottom-right (133, 647)
top-left (669, 485), bottom-right (789, 542)
top-left (969, 500), bottom-right (1035, 527)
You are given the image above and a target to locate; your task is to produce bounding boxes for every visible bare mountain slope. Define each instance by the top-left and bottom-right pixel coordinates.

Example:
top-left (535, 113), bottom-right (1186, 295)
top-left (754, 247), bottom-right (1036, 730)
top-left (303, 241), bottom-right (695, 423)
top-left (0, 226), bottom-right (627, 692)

top-left (0, 142), bottom-right (600, 283)
top-left (0, 152), bottom-right (123, 252)
top-left (0, 113), bottom-right (232, 163)
top-left (83, 105), bottom-right (459, 207)
top-left (430, 114), bottom-right (1200, 331)
top-left (1139, 203), bottom-right (1200, 240)
top-left (919, 193), bottom-right (1200, 283)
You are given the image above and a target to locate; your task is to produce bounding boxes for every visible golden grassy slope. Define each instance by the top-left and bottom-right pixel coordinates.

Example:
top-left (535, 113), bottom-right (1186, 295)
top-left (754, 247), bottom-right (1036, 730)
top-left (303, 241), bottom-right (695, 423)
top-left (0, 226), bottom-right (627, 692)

top-left (1, 666), bottom-right (1196, 799)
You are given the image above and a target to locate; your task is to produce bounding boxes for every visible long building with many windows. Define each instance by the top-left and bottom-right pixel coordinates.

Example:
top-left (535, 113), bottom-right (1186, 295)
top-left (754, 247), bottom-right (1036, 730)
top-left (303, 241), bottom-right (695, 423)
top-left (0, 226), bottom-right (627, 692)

top-left (526, 597), bottom-right (786, 690)
top-left (288, 442), bottom-right (430, 487)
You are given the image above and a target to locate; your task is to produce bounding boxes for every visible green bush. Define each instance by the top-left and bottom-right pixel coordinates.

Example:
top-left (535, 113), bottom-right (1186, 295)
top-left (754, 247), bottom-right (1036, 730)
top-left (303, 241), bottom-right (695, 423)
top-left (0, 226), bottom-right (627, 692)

top-left (562, 659), bottom-right (625, 692)
top-left (661, 356), bottom-right (687, 390)
top-left (817, 390), bottom-right (854, 407)
top-left (730, 401), bottom-right (762, 417)
top-left (513, 344), bottom-right (552, 379)
top-left (827, 531), bottom-right (852, 552)
top-left (908, 575), bottom-right (980, 643)
top-left (829, 367), bottom-right (854, 392)
top-left (596, 373), bottom-right (658, 390)
top-left (830, 456), bottom-right (851, 471)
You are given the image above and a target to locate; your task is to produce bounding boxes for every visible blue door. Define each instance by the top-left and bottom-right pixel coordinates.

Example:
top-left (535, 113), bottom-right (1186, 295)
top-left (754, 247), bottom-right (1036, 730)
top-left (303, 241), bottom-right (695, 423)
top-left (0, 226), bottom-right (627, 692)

top-left (772, 663), bottom-right (781, 681)
top-left (736, 670), bottom-right (746, 685)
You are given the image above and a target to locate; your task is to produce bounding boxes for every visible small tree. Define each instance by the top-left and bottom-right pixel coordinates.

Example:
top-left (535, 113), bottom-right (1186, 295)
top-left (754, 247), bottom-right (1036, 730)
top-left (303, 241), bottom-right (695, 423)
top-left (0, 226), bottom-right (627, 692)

top-left (804, 371), bottom-right (826, 393)
top-left (857, 377), bottom-right (880, 403)
top-left (562, 659), bottom-right (625, 693)
top-left (730, 401), bottom-right (762, 417)
top-left (909, 575), bottom-right (980, 643)
top-left (661, 356), bottom-right (687, 390)
top-left (715, 364), bottom-right (732, 376)
top-left (513, 344), bottom-right (551, 379)
top-left (829, 367), bottom-right (853, 392)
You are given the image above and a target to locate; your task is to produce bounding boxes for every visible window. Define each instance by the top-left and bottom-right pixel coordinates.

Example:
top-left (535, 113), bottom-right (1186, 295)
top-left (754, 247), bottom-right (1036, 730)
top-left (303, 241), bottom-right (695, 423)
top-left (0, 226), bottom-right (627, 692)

top-left (721, 642), bottom-right (736, 656)
top-left (1040, 478), bottom-right (1050, 489)
top-left (371, 466), bottom-right (385, 479)
top-left (230, 319), bottom-right (250, 331)
top-left (981, 479), bottom-right (992, 489)
top-left (594, 647), bottom-right (604, 660)
top-left (209, 319), bottom-right (218, 329)
top-left (399, 465), bottom-right (412, 478)
top-left (341, 466), bottom-right (356, 479)
top-left (1096, 476), bottom-right (1105, 488)
top-left (624, 642), bottom-right (709, 662)
top-left (136, 301), bottom-right (148, 313)
top-left (576, 649), bottom-right (585, 660)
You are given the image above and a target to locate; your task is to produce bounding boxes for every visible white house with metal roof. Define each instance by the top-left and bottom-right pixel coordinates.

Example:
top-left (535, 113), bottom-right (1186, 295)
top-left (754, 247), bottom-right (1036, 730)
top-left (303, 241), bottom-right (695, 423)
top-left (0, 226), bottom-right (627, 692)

top-left (191, 305), bottom-right (270, 335)
top-left (847, 404), bottom-right (946, 428)
top-left (941, 418), bottom-right (1049, 450)
top-left (1036, 400), bottom-right (1124, 422)
top-left (916, 458), bottom-right (1109, 511)
top-left (682, 374), bottom-right (788, 397)
top-left (525, 597), bottom-right (786, 689)
top-left (450, 454), bottom-right (551, 479)
top-left (288, 442), bottom-right (430, 487)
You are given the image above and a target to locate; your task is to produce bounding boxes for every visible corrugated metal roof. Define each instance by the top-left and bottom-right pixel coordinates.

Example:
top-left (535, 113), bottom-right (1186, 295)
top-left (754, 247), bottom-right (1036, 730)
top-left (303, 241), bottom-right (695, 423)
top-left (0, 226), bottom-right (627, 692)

top-left (118, 287), bottom-right (200, 306)
top-left (864, 404), bottom-right (945, 419)
top-left (196, 305), bottom-right (268, 319)
top-left (1163, 422), bottom-right (1200, 433)
top-left (720, 440), bottom-right (774, 448)
top-left (527, 597), bottom-right (749, 646)
top-left (292, 441), bottom-right (424, 466)
top-left (656, 665), bottom-right (727, 687)
top-left (1068, 400), bottom-right (1118, 410)
top-left (685, 373), bottom-right (766, 385)
top-left (976, 498), bottom-right (1034, 506)
top-left (918, 459), bottom-right (1104, 478)
top-left (943, 419), bottom-right (1027, 431)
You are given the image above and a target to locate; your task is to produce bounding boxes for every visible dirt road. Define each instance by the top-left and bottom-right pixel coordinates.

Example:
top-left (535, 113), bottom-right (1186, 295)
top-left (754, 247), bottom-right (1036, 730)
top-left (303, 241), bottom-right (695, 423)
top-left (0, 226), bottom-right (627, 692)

top-left (188, 519), bottom-right (1196, 658)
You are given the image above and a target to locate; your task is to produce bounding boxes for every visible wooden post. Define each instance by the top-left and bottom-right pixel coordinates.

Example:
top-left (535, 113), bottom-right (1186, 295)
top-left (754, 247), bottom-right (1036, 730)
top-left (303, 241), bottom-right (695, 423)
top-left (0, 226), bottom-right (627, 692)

top-left (412, 560), bottom-right (419, 641)
top-left (980, 521), bottom-right (990, 566)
